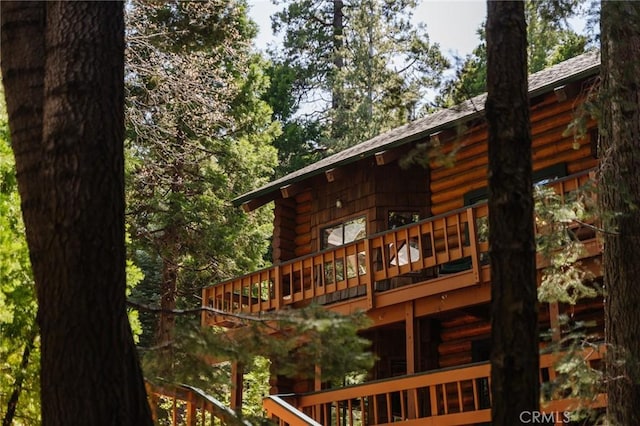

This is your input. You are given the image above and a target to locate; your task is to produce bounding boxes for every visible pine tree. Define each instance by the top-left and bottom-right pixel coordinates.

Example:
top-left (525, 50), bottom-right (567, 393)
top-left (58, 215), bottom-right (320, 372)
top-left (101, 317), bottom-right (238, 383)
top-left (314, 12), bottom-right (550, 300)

top-left (436, 1), bottom-right (588, 107)
top-left (124, 0), bottom-right (278, 372)
top-left (599, 2), bottom-right (640, 423)
top-left (1, 2), bottom-right (152, 423)
top-left (269, 0), bottom-right (448, 150)
top-left (485, 2), bottom-right (539, 424)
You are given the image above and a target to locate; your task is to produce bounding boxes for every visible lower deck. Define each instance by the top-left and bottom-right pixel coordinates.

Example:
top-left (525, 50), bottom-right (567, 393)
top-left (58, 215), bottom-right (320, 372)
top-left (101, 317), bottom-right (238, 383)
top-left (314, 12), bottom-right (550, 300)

top-left (265, 346), bottom-right (606, 426)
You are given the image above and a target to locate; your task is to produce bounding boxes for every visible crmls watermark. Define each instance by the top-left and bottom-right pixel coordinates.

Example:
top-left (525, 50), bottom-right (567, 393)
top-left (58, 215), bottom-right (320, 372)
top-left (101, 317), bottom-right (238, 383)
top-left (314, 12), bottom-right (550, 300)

top-left (519, 411), bottom-right (572, 424)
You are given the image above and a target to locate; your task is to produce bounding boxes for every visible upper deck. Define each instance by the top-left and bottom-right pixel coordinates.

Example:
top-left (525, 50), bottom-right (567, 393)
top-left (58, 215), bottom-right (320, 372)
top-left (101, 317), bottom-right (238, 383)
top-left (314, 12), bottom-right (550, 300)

top-left (202, 169), bottom-right (600, 328)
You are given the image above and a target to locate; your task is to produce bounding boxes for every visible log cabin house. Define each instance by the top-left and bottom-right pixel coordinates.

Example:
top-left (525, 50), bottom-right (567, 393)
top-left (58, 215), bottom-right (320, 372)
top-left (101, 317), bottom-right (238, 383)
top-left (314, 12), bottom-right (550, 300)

top-left (152, 51), bottom-right (606, 425)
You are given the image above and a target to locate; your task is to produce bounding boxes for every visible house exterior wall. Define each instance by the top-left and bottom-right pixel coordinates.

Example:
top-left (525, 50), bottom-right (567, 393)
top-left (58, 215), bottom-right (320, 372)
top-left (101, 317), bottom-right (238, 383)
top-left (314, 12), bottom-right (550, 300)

top-left (430, 89), bottom-right (599, 215)
top-left (272, 156), bottom-right (430, 264)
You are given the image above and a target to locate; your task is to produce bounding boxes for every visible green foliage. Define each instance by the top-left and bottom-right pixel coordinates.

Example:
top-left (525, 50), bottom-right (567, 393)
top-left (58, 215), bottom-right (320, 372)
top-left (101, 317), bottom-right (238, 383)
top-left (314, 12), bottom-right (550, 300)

top-left (262, 61), bottom-right (325, 177)
top-left (126, 257), bottom-right (145, 342)
top-left (541, 317), bottom-right (605, 424)
top-left (0, 92), bottom-right (41, 425)
top-left (140, 305), bottom-right (373, 401)
top-left (535, 185), bottom-right (600, 304)
top-left (125, 0), bottom-right (279, 349)
top-left (435, 0), bottom-right (589, 107)
top-left (269, 0), bottom-right (449, 151)
top-left (242, 356), bottom-right (271, 419)
top-left (535, 181), bottom-right (605, 418)
top-left (264, 305), bottom-right (374, 382)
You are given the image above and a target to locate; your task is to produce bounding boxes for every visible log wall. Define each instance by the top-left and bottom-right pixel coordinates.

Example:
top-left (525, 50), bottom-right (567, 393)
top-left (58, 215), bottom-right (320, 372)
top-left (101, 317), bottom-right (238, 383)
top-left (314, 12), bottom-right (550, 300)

top-left (430, 91), bottom-right (598, 215)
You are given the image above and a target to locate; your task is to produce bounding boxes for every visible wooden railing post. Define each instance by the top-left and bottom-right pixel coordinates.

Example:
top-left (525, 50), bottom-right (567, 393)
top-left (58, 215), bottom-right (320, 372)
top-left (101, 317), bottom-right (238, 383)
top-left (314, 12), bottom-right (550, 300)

top-left (273, 266), bottom-right (281, 310)
top-left (466, 207), bottom-right (482, 285)
top-left (364, 238), bottom-right (375, 310)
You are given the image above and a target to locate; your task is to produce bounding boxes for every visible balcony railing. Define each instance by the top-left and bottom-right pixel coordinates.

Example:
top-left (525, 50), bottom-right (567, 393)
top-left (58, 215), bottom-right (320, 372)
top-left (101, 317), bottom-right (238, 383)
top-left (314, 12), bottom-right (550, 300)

top-left (202, 170), bottom-right (595, 326)
top-left (145, 381), bottom-right (250, 426)
top-left (265, 347), bottom-right (605, 426)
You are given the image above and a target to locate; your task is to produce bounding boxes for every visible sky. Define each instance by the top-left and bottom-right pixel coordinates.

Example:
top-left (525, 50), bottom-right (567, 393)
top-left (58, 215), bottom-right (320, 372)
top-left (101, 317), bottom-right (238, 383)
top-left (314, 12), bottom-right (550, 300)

top-left (247, 0), bottom-right (488, 60)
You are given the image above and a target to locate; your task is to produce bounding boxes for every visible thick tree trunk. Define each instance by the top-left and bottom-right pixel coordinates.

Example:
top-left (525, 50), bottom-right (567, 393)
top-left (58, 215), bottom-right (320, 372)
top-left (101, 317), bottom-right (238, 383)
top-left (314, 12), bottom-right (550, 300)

top-left (485, 2), bottom-right (539, 424)
top-left (1, 2), bottom-right (153, 424)
top-left (600, 3), bottom-right (640, 424)
top-left (0, 1), bottom-right (47, 256)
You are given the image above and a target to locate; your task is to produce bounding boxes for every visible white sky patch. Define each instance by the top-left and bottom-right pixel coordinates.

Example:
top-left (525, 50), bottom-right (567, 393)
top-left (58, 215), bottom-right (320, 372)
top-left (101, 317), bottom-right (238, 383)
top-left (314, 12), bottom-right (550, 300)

top-left (248, 0), bottom-right (487, 59)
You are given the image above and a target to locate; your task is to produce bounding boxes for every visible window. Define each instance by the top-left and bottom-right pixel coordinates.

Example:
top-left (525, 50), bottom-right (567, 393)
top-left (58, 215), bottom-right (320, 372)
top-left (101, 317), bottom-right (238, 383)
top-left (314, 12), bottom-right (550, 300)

top-left (320, 216), bottom-right (367, 285)
top-left (386, 211), bottom-right (421, 266)
top-left (388, 211), bottom-right (420, 229)
top-left (321, 216), bottom-right (366, 249)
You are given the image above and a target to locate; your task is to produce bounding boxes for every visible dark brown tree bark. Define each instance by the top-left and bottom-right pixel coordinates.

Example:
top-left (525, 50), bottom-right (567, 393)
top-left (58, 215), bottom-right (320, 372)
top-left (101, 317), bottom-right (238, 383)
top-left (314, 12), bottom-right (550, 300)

top-left (600, 3), bottom-right (640, 424)
top-left (485, 1), bottom-right (539, 424)
top-left (1, 2), bottom-right (153, 424)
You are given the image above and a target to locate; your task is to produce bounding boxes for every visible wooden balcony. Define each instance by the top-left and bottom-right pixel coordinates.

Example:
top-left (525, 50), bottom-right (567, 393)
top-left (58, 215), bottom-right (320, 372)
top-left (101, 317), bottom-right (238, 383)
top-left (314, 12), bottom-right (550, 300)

top-left (265, 347), bottom-right (606, 426)
top-left (202, 170), bottom-right (598, 327)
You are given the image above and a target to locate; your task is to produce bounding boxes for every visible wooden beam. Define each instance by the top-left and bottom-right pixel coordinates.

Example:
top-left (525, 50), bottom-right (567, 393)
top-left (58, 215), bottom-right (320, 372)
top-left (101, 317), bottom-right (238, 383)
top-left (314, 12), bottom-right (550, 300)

top-left (280, 182), bottom-right (307, 199)
top-left (429, 131), bottom-right (443, 146)
top-left (230, 361), bottom-right (243, 413)
top-left (325, 167), bottom-right (345, 183)
top-left (240, 192), bottom-right (278, 212)
top-left (314, 364), bottom-right (322, 391)
top-left (553, 82), bottom-right (579, 103)
top-left (375, 149), bottom-right (401, 166)
top-left (405, 301), bottom-right (415, 375)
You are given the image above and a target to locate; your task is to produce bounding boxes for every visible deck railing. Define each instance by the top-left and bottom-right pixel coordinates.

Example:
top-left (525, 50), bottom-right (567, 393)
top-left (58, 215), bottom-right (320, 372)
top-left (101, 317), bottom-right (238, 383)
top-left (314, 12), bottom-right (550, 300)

top-left (145, 381), bottom-right (250, 426)
top-left (265, 347), bottom-right (605, 426)
top-left (202, 171), bottom-right (595, 326)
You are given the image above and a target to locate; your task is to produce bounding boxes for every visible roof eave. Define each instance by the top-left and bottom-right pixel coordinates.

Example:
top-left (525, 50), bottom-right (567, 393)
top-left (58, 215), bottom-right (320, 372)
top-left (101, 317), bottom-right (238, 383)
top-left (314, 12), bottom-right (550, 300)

top-left (234, 54), bottom-right (600, 209)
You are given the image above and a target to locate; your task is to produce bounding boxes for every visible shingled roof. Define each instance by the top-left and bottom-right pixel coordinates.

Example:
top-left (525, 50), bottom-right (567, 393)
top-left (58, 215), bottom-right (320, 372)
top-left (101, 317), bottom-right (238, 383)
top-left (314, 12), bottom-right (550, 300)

top-left (235, 50), bottom-right (600, 208)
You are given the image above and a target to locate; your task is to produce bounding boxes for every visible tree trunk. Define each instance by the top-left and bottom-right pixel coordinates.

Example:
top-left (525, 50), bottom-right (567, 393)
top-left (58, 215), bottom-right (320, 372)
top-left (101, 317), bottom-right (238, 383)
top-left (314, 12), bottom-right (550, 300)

top-left (485, 1), bottom-right (539, 424)
top-left (331, 0), bottom-right (346, 140)
top-left (600, 3), bottom-right (640, 424)
top-left (2, 328), bottom-right (37, 426)
top-left (157, 254), bottom-right (178, 348)
top-left (1, 2), bottom-right (153, 424)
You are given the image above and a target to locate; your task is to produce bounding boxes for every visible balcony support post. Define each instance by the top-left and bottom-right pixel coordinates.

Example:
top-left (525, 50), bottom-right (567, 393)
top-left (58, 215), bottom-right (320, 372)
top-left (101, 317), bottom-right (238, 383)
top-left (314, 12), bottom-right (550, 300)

top-left (405, 301), bottom-right (416, 375)
top-left (405, 301), bottom-right (417, 419)
top-left (314, 364), bottom-right (322, 391)
top-left (231, 361), bottom-right (244, 414)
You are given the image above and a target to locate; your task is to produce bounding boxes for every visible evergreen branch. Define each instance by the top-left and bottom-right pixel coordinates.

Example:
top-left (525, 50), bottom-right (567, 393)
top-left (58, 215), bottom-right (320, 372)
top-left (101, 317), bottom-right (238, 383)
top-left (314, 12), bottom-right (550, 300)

top-left (127, 300), bottom-right (274, 322)
top-left (126, 300), bottom-right (304, 333)
top-left (572, 218), bottom-right (619, 236)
